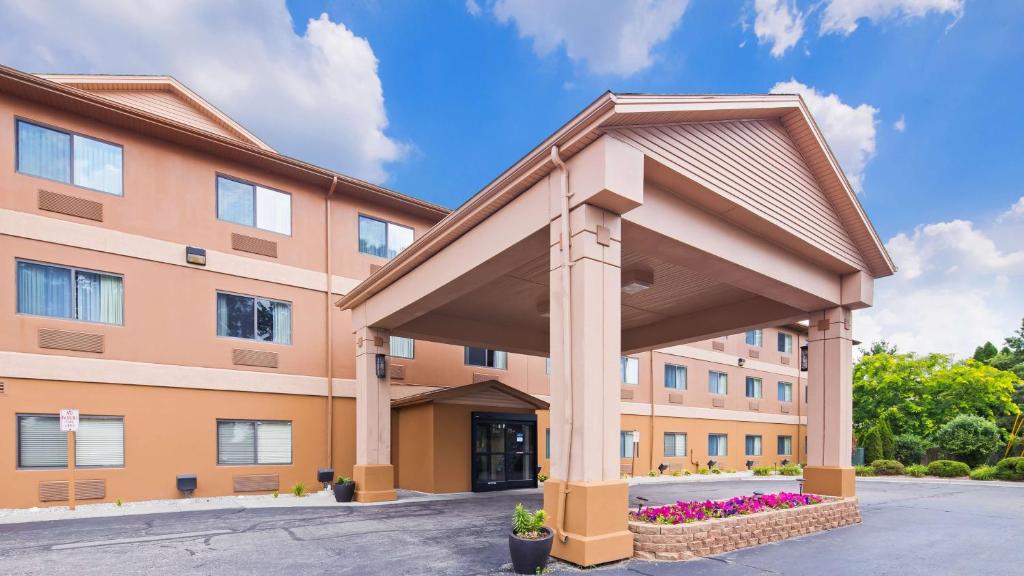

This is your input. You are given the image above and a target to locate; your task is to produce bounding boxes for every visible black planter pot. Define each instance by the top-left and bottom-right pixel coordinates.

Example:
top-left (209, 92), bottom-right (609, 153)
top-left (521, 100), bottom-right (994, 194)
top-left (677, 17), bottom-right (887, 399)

top-left (508, 527), bottom-right (553, 575)
top-left (333, 481), bottom-right (355, 502)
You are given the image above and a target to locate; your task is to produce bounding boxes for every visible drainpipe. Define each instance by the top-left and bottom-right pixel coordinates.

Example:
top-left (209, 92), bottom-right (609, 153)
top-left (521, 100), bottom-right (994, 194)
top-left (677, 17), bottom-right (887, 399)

top-left (650, 352), bottom-right (656, 474)
top-left (325, 175), bottom-right (339, 469)
top-left (550, 145), bottom-right (573, 544)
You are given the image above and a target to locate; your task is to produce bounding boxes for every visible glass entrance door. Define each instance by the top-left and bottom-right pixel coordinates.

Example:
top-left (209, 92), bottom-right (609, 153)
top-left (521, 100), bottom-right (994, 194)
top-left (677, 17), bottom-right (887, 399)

top-left (471, 412), bottom-right (537, 492)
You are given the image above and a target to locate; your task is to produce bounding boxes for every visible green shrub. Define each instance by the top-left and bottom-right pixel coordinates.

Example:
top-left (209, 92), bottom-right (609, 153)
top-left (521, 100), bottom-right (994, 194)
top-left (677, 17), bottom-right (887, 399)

top-left (895, 433), bottom-right (929, 465)
top-left (752, 466), bottom-right (773, 476)
top-left (855, 465), bottom-right (875, 477)
top-left (335, 476), bottom-right (353, 485)
top-left (711, 468), bottom-right (722, 475)
top-left (877, 418), bottom-right (896, 461)
top-left (512, 503), bottom-right (547, 538)
top-left (537, 473), bottom-right (548, 483)
top-left (779, 464), bottom-right (802, 476)
top-left (291, 483), bottom-right (306, 497)
top-left (970, 465), bottom-right (998, 481)
top-left (670, 469), bottom-right (682, 477)
top-left (870, 459), bottom-right (906, 476)
top-left (994, 456), bottom-right (1024, 481)
top-left (861, 427), bottom-right (884, 465)
top-left (697, 467), bottom-right (709, 475)
top-left (905, 464), bottom-right (927, 478)
top-left (933, 415), bottom-right (1001, 467)
top-left (926, 460), bottom-right (970, 478)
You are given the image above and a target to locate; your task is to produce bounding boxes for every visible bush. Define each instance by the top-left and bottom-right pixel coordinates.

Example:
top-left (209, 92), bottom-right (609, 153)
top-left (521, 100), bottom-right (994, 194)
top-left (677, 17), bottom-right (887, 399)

top-left (697, 467), bottom-right (709, 475)
top-left (905, 464), bottom-right (927, 477)
top-left (753, 466), bottom-right (773, 476)
top-left (861, 427), bottom-right (884, 465)
top-left (537, 473), bottom-right (548, 483)
top-left (647, 470), bottom-right (658, 477)
top-left (933, 415), bottom-right (1001, 467)
top-left (994, 457), bottom-right (1024, 481)
top-left (927, 460), bottom-right (970, 478)
top-left (670, 469), bottom-right (682, 477)
top-left (512, 503), bottom-right (547, 538)
top-left (291, 483), bottom-right (306, 497)
top-left (779, 464), bottom-right (802, 476)
top-left (970, 465), bottom-right (998, 481)
top-left (877, 418), bottom-right (896, 460)
top-left (335, 476), bottom-right (353, 485)
top-left (870, 459), bottom-right (906, 476)
top-left (855, 465), bottom-right (875, 477)
top-left (895, 433), bottom-right (929, 465)
top-left (711, 468), bottom-right (722, 475)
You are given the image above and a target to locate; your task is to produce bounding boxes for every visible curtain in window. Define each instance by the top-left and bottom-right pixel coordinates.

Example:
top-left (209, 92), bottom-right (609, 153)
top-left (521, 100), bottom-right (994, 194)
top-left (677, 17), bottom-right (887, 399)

top-left (745, 330), bottom-right (762, 346)
top-left (18, 415), bottom-right (67, 468)
top-left (271, 301), bottom-right (292, 344)
top-left (76, 418), bottom-right (124, 467)
top-left (746, 436), bottom-right (762, 456)
top-left (492, 350), bottom-right (508, 370)
top-left (256, 422), bottom-right (292, 464)
top-left (73, 134), bottom-right (123, 195)
top-left (386, 223), bottom-right (414, 258)
top-left (745, 377), bottom-right (762, 398)
top-left (100, 274), bottom-right (124, 325)
top-left (621, 357), bottom-right (639, 384)
top-left (256, 187), bottom-right (291, 235)
top-left (217, 293), bottom-right (255, 339)
top-left (664, 364), bottom-right (686, 389)
top-left (359, 216), bottom-right (387, 258)
top-left (390, 336), bottom-right (414, 359)
top-left (778, 333), bottom-right (792, 353)
top-left (17, 121), bottom-right (70, 183)
top-left (217, 177), bottom-right (255, 226)
top-left (709, 434), bottom-right (727, 456)
top-left (16, 261), bottom-right (71, 318)
top-left (664, 433), bottom-right (686, 457)
top-left (620, 431), bottom-right (635, 458)
top-left (75, 271), bottom-right (101, 322)
top-left (778, 382), bottom-right (793, 402)
top-left (217, 421), bottom-right (256, 464)
top-left (709, 371), bottom-right (727, 394)
top-left (777, 436), bottom-right (792, 455)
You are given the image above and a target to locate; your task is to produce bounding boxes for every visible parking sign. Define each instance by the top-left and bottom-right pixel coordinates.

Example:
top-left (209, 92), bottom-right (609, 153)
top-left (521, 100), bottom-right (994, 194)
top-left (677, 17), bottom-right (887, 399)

top-left (60, 409), bottom-right (79, 432)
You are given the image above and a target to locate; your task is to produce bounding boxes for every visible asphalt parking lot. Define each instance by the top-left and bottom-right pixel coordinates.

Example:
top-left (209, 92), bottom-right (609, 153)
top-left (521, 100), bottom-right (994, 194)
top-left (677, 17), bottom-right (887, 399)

top-left (0, 478), bottom-right (1019, 575)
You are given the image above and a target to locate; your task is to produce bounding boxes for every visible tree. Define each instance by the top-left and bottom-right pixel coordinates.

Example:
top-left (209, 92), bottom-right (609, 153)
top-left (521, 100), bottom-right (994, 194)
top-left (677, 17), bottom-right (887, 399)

top-left (861, 340), bottom-right (898, 356)
top-left (933, 415), bottom-right (1000, 467)
top-left (894, 433), bottom-right (929, 465)
top-left (877, 418), bottom-right (896, 460)
top-left (973, 342), bottom-right (998, 363)
top-left (861, 427), bottom-right (884, 465)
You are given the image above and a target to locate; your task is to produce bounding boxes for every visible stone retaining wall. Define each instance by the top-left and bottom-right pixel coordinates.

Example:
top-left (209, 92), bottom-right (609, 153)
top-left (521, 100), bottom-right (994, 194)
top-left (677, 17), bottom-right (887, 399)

top-left (629, 497), bottom-right (860, 561)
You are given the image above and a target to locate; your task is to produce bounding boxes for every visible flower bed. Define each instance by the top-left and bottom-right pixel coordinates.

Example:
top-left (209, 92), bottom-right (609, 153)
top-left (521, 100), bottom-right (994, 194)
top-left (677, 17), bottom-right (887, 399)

top-left (632, 492), bottom-right (822, 524)
top-left (629, 493), bottom-right (860, 561)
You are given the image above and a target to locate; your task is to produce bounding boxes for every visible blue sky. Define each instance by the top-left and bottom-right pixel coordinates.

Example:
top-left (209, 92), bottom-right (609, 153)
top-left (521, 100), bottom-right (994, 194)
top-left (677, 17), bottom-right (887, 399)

top-left (1, 0), bottom-right (1022, 357)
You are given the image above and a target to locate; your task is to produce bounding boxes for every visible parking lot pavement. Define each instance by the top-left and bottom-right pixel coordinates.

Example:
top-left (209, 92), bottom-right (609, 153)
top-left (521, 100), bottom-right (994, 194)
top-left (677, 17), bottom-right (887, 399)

top-left (0, 479), bottom-right (1019, 575)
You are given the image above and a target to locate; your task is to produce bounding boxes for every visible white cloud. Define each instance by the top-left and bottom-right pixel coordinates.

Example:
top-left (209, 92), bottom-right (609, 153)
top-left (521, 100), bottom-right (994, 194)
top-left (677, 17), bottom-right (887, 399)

top-left (820, 0), bottom-right (964, 36)
top-left (893, 115), bottom-right (906, 132)
top-left (754, 0), bottom-right (806, 57)
top-left (856, 200), bottom-right (1024, 358)
top-left (466, 0), bottom-right (482, 16)
top-left (491, 0), bottom-right (689, 76)
top-left (0, 0), bottom-right (404, 183)
top-left (770, 80), bottom-right (878, 192)
top-left (997, 197), bottom-right (1024, 224)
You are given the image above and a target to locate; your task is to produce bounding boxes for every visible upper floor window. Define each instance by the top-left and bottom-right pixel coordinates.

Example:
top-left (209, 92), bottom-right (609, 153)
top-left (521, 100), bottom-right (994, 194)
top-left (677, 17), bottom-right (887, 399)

top-left (778, 381), bottom-right (794, 403)
top-left (216, 291), bottom-right (292, 344)
top-left (16, 120), bottom-right (123, 196)
top-left (390, 336), bottom-right (415, 359)
top-left (778, 332), bottom-right (793, 354)
top-left (217, 420), bottom-right (292, 465)
top-left (18, 414), bottom-right (124, 469)
top-left (709, 370), bottom-right (728, 395)
top-left (358, 215), bottom-right (413, 259)
top-left (621, 356), bottom-right (640, 385)
top-left (464, 346), bottom-right (507, 369)
top-left (745, 329), bottom-right (763, 347)
top-left (745, 376), bottom-right (762, 399)
top-left (216, 175), bottom-right (291, 235)
top-left (664, 363), bottom-right (687, 390)
top-left (16, 260), bottom-right (124, 325)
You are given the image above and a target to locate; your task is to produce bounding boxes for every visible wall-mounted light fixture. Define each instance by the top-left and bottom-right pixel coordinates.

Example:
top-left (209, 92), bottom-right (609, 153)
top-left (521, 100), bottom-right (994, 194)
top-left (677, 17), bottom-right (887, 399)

top-left (621, 268), bottom-right (654, 295)
top-left (800, 345), bottom-right (809, 371)
top-left (707, 459), bottom-right (717, 469)
top-left (176, 474), bottom-right (197, 496)
top-left (658, 463), bottom-right (669, 474)
top-left (185, 246), bottom-right (207, 266)
top-left (737, 358), bottom-right (746, 367)
top-left (745, 460), bottom-right (755, 470)
top-left (375, 353), bottom-right (387, 379)
top-left (781, 458), bottom-right (790, 466)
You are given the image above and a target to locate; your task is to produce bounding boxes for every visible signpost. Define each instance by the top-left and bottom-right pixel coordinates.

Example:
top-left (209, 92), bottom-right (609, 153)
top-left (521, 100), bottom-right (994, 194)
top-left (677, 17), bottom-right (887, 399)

top-left (60, 409), bottom-right (79, 511)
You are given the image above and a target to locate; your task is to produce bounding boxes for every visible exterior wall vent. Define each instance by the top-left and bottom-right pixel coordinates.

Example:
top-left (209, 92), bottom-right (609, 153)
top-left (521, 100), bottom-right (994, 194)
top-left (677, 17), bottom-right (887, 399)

top-left (390, 364), bottom-right (406, 380)
top-left (0, 381), bottom-right (5, 395)
top-left (712, 397), bottom-right (725, 408)
top-left (781, 403), bottom-right (791, 414)
top-left (668, 392), bottom-right (684, 404)
top-left (620, 388), bottom-right (634, 400)
top-left (38, 189), bottom-right (103, 221)
top-left (38, 328), bottom-right (104, 353)
top-left (472, 372), bottom-right (498, 384)
top-left (780, 356), bottom-right (791, 365)
top-left (233, 474), bottom-right (279, 493)
top-left (748, 349), bottom-right (760, 359)
top-left (712, 341), bottom-right (725, 352)
top-left (39, 479), bottom-right (106, 502)
top-left (231, 233), bottom-right (278, 258)
top-left (232, 349), bottom-right (278, 368)
top-left (748, 400), bottom-right (760, 411)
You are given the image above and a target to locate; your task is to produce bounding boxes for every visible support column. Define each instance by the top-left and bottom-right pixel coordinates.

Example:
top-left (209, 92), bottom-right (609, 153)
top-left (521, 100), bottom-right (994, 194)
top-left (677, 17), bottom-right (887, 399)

top-left (804, 306), bottom-right (855, 497)
top-left (353, 326), bottom-right (396, 502)
top-left (545, 203), bottom-right (633, 566)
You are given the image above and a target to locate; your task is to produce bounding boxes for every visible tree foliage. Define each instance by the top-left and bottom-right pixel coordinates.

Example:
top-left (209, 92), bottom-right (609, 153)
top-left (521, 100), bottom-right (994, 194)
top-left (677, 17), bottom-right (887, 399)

top-left (861, 427), bottom-right (883, 465)
top-left (933, 415), bottom-right (1001, 467)
top-left (894, 433), bottom-right (929, 465)
top-left (877, 418), bottom-right (896, 460)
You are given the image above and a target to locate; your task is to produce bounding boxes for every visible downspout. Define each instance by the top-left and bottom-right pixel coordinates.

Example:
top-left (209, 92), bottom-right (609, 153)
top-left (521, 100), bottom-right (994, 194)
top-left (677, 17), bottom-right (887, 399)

top-left (650, 352), bottom-right (656, 474)
top-left (551, 145), bottom-right (573, 544)
top-left (325, 175), bottom-right (339, 469)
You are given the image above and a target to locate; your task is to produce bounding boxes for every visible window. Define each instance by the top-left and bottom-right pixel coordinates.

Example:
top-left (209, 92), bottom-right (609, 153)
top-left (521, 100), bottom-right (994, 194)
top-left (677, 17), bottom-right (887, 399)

top-left (545, 428), bottom-right (550, 458)
top-left (621, 357), bottom-right (639, 385)
top-left (17, 414), bottom-right (124, 468)
top-left (544, 357), bottom-right (551, 375)
top-left (217, 420), bottom-right (292, 465)
top-left (709, 371), bottom-right (728, 394)
top-left (778, 381), bottom-right (794, 403)
top-left (464, 347), bottom-right (507, 369)
top-left (777, 435), bottom-right (793, 456)
top-left (16, 260), bottom-right (124, 325)
top-left (16, 119), bottom-right (123, 196)
top-left (708, 434), bottom-right (728, 457)
top-left (620, 431), bottom-right (637, 458)
top-left (389, 336), bottom-right (415, 359)
top-left (358, 215), bottom-right (414, 259)
top-left (664, 432), bottom-right (687, 457)
top-left (216, 175), bottom-right (291, 235)
top-left (664, 363), bottom-right (687, 390)
top-left (745, 376), bottom-right (762, 398)
top-left (778, 332), bottom-right (793, 354)
top-left (745, 329), bottom-right (763, 347)
top-left (216, 292), bottom-right (292, 344)
top-left (745, 435), bottom-right (763, 456)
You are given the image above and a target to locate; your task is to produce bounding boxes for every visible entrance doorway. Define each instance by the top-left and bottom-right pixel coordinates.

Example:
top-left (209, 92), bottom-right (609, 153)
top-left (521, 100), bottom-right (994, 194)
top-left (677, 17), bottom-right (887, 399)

top-left (471, 412), bottom-right (537, 492)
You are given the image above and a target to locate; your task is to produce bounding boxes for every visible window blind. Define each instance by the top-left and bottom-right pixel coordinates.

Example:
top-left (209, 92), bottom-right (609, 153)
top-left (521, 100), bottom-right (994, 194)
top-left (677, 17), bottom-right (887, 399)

top-left (390, 336), bottom-right (415, 359)
top-left (218, 421), bottom-right (256, 464)
top-left (76, 417), bottom-right (124, 467)
top-left (18, 415), bottom-right (67, 468)
top-left (664, 432), bottom-right (687, 457)
top-left (256, 422), bottom-right (292, 464)
top-left (664, 364), bottom-right (687, 389)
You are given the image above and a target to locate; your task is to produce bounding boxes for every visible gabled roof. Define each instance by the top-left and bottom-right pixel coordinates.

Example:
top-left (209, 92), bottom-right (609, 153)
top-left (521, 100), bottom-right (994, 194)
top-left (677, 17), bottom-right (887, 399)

top-left (391, 380), bottom-right (549, 410)
top-left (38, 74), bottom-right (273, 151)
top-left (338, 91), bottom-right (896, 311)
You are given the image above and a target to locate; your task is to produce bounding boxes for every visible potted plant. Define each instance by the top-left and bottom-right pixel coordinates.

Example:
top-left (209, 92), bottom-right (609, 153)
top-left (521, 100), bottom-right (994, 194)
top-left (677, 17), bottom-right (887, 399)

top-left (333, 476), bottom-right (355, 502)
top-left (508, 503), bottom-right (552, 574)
